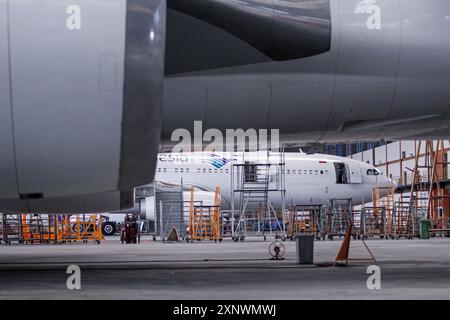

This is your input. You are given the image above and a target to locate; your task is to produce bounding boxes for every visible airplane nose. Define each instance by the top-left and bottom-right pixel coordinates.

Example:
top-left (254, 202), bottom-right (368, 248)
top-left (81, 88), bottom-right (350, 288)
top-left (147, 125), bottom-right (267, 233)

top-left (390, 178), bottom-right (398, 190)
top-left (375, 177), bottom-right (397, 197)
top-left (383, 174), bottom-right (398, 189)
top-left (376, 175), bottom-right (397, 190)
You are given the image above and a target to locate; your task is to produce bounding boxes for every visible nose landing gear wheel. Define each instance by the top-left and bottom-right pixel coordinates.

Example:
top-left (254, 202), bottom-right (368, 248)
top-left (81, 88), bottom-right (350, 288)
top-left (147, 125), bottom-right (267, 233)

top-left (102, 222), bottom-right (116, 236)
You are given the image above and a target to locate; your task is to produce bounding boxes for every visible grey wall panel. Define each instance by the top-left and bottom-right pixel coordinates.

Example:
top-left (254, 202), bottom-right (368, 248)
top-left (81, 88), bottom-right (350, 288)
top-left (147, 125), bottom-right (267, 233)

top-left (206, 82), bottom-right (271, 130)
top-left (9, 0), bottom-right (126, 197)
top-left (163, 79), bottom-right (208, 137)
top-left (329, 0), bottom-right (400, 129)
top-left (0, 0), bottom-right (19, 199)
top-left (391, 0), bottom-right (450, 119)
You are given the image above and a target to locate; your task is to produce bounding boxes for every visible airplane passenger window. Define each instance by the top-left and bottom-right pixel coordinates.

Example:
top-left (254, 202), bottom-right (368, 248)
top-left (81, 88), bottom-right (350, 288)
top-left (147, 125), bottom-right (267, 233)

top-left (287, 170), bottom-right (290, 174)
top-left (180, 168), bottom-right (184, 173)
top-left (175, 168), bottom-right (178, 173)
top-left (197, 168), bottom-right (201, 173)
top-left (158, 168), bottom-right (161, 173)
top-left (314, 170), bottom-right (318, 175)
top-left (186, 168), bottom-right (190, 173)
top-left (203, 169), bottom-right (206, 173)
top-left (163, 168), bottom-right (167, 173)
top-left (309, 170), bottom-right (313, 174)
top-left (214, 169), bottom-right (218, 174)
top-left (292, 170), bottom-right (296, 174)
top-left (325, 170), bottom-right (329, 174)
top-left (220, 169), bottom-right (223, 174)
top-left (225, 169), bottom-right (229, 174)
top-left (320, 170), bottom-right (324, 175)
top-left (208, 169), bottom-right (212, 173)
top-left (304, 170), bottom-right (307, 174)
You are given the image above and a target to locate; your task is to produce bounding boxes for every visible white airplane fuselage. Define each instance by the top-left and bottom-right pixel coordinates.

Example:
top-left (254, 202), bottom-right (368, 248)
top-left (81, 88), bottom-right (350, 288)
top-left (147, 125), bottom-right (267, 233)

top-left (154, 152), bottom-right (395, 208)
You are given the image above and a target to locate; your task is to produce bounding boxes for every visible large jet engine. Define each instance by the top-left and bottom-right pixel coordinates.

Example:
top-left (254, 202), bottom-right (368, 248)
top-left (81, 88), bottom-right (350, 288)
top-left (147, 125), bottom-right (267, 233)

top-left (0, 0), bottom-right (166, 212)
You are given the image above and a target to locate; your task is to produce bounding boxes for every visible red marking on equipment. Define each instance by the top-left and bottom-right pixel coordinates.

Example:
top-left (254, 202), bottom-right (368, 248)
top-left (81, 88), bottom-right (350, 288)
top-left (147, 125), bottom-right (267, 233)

top-left (319, 161), bottom-right (327, 164)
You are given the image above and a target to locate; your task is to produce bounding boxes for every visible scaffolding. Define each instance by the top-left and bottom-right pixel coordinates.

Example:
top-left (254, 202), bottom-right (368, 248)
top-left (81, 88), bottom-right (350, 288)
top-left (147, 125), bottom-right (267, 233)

top-left (20, 214), bottom-right (58, 243)
top-left (324, 199), bottom-right (354, 240)
top-left (372, 186), bottom-right (395, 235)
top-left (287, 205), bottom-right (324, 240)
top-left (231, 151), bottom-right (287, 241)
top-left (0, 213), bottom-right (103, 245)
top-left (187, 187), bottom-right (222, 242)
top-left (394, 140), bottom-right (450, 238)
top-left (404, 141), bottom-right (430, 237)
top-left (59, 214), bottom-right (103, 243)
top-left (392, 197), bottom-right (416, 238)
top-left (360, 207), bottom-right (387, 239)
top-left (424, 140), bottom-right (450, 234)
top-left (1, 213), bottom-right (22, 244)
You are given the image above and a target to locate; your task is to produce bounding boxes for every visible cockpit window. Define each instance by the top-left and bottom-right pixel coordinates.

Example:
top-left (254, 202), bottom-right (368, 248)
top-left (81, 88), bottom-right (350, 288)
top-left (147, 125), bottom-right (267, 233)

top-left (367, 169), bottom-right (380, 176)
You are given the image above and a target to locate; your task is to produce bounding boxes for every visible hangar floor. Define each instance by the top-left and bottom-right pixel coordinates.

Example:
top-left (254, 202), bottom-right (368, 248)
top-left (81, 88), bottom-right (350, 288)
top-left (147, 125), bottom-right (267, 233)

top-left (0, 238), bottom-right (449, 299)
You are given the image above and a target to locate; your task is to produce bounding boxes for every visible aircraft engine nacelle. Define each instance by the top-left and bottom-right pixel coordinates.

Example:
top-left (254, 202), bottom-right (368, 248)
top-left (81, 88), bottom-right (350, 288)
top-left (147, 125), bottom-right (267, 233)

top-left (167, 0), bottom-right (331, 62)
top-left (0, 0), bottom-right (166, 213)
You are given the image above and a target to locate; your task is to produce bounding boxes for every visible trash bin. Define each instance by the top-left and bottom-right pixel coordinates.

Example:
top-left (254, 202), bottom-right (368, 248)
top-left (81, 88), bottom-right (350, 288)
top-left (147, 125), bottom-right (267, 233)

top-left (419, 219), bottom-right (431, 239)
top-left (296, 234), bottom-right (314, 264)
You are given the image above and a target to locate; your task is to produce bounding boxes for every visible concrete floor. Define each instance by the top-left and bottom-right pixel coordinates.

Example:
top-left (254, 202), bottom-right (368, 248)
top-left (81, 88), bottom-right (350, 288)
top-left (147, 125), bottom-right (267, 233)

top-left (0, 237), bottom-right (449, 299)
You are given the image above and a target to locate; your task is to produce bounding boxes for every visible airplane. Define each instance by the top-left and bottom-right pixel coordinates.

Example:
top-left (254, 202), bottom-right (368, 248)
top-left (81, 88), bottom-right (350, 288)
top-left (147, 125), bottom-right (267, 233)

top-left (152, 151), bottom-right (395, 209)
top-left (84, 150), bottom-right (394, 236)
top-left (0, 0), bottom-right (448, 212)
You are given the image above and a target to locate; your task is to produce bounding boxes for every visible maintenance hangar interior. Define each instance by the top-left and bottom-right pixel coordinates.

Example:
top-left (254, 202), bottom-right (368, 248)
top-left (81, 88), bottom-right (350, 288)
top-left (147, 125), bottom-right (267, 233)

top-left (0, 0), bottom-right (450, 302)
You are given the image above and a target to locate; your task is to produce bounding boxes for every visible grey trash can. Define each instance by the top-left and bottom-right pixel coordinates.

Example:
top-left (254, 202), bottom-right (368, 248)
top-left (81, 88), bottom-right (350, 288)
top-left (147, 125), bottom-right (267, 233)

top-left (296, 234), bottom-right (314, 265)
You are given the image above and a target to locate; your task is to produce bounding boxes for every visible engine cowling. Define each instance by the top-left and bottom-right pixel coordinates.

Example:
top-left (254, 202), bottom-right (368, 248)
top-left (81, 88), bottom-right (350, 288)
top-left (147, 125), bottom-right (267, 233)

top-left (167, 0), bottom-right (331, 61)
top-left (0, 0), bottom-right (166, 213)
